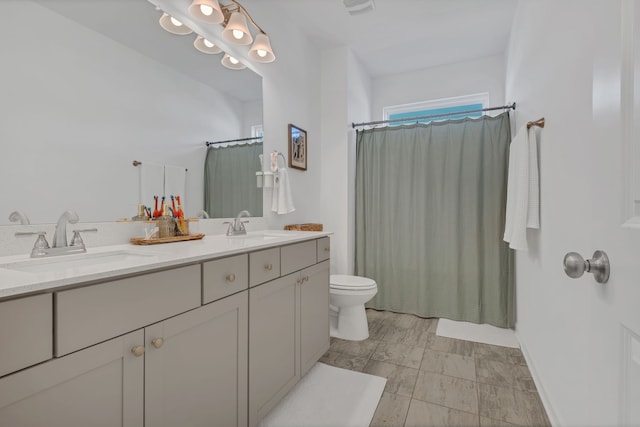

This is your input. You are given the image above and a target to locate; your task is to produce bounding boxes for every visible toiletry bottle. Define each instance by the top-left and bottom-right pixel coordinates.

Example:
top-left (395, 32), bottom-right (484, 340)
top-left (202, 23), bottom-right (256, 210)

top-left (157, 203), bottom-right (176, 238)
top-left (132, 204), bottom-right (147, 221)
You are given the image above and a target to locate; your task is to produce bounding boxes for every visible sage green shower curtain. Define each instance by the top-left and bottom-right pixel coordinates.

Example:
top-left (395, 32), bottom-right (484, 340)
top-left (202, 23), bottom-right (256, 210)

top-left (204, 142), bottom-right (262, 218)
top-left (355, 113), bottom-right (514, 328)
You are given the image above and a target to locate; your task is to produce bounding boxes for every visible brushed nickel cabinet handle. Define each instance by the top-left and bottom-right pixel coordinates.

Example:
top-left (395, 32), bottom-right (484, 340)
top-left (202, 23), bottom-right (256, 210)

top-left (131, 345), bottom-right (145, 357)
top-left (265, 263), bottom-right (273, 271)
top-left (151, 338), bottom-right (164, 349)
top-left (227, 274), bottom-right (236, 282)
top-left (324, 247), bottom-right (330, 252)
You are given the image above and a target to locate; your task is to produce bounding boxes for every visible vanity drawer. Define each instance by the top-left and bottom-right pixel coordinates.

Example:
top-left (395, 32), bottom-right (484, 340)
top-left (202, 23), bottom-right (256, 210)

top-left (203, 254), bottom-right (248, 304)
top-left (249, 248), bottom-right (281, 287)
top-left (0, 294), bottom-right (52, 377)
top-left (317, 237), bottom-right (330, 262)
top-left (55, 265), bottom-right (200, 356)
top-left (281, 240), bottom-right (317, 275)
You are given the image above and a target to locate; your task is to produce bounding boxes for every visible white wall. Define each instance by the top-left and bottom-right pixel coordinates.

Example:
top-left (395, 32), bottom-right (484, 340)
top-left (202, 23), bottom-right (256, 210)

top-left (0, 1), bottom-right (244, 224)
top-left (247, 3), bottom-right (323, 230)
top-left (318, 47), bottom-right (371, 275)
top-left (506, 2), bottom-right (636, 426)
top-left (372, 55), bottom-right (506, 120)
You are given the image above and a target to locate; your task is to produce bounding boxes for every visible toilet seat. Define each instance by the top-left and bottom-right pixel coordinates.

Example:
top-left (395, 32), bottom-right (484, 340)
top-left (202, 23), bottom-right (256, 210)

top-left (330, 274), bottom-right (377, 291)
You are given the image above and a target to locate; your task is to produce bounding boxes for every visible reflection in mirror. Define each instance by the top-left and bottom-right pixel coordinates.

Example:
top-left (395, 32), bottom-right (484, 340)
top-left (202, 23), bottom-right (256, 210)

top-left (0, 0), bottom-right (263, 225)
top-left (204, 141), bottom-right (263, 218)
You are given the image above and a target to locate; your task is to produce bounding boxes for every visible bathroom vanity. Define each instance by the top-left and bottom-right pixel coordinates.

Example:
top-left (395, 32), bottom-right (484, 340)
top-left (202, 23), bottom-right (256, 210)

top-left (0, 232), bottom-right (330, 427)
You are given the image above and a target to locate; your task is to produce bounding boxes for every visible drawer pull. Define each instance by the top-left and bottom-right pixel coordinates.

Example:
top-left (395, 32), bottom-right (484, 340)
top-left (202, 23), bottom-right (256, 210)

top-left (265, 263), bottom-right (273, 271)
top-left (226, 274), bottom-right (236, 282)
top-left (151, 338), bottom-right (164, 349)
top-left (131, 345), bottom-right (145, 357)
top-left (304, 275), bottom-right (310, 282)
top-left (324, 248), bottom-right (330, 252)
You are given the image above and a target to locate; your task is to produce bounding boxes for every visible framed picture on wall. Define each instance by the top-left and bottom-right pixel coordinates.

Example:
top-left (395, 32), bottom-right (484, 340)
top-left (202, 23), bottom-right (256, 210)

top-left (288, 124), bottom-right (307, 171)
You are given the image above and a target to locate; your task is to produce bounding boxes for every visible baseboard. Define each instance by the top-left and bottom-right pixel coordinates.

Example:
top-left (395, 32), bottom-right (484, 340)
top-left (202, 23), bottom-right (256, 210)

top-left (515, 330), bottom-right (562, 427)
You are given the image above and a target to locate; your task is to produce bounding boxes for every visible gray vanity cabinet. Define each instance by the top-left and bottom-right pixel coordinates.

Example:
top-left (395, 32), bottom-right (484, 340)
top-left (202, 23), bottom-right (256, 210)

top-left (300, 260), bottom-right (330, 375)
top-left (0, 235), bottom-right (329, 427)
top-left (248, 241), bottom-right (330, 427)
top-left (145, 291), bottom-right (248, 427)
top-left (249, 273), bottom-right (300, 427)
top-left (0, 329), bottom-right (144, 427)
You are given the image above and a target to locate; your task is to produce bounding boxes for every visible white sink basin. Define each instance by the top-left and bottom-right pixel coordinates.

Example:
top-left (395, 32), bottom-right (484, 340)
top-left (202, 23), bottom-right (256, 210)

top-left (0, 250), bottom-right (157, 274)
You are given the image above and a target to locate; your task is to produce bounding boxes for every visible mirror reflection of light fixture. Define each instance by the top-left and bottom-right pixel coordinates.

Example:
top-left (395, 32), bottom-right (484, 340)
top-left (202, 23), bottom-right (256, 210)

top-left (157, 0), bottom-right (276, 69)
top-left (159, 12), bottom-right (193, 35)
top-left (222, 10), bottom-right (253, 45)
top-left (248, 33), bottom-right (275, 63)
top-left (194, 35), bottom-right (223, 54)
top-left (221, 53), bottom-right (247, 70)
top-left (188, 0), bottom-right (224, 24)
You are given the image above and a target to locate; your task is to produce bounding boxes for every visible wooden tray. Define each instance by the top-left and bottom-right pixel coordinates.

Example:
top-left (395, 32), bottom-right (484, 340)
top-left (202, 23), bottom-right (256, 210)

top-left (284, 223), bottom-right (323, 231)
top-left (130, 233), bottom-right (205, 245)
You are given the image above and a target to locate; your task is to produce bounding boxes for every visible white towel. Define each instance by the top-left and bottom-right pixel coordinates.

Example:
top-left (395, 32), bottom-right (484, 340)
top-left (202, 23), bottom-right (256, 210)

top-left (271, 168), bottom-right (296, 214)
top-left (164, 164), bottom-right (187, 200)
top-left (139, 162), bottom-right (164, 206)
top-left (503, 126), bottom-right (540, 251)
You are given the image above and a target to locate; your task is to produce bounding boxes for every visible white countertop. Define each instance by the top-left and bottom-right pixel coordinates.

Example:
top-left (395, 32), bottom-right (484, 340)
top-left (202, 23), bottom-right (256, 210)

top-left (0, 230), bottom-right (331, 300)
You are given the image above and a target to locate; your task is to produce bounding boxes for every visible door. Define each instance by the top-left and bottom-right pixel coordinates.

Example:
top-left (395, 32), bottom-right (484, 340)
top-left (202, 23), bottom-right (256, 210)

top-left (300, 260), bottom-right (330, 375)
top-left (144, 292), bottom-right (248, 427)
top-left (0, 330), bottom-right (144, 427)
top-left (249, 274), bottom-right (299, 427)
top-left (588, 2), bottom-right (640, 425)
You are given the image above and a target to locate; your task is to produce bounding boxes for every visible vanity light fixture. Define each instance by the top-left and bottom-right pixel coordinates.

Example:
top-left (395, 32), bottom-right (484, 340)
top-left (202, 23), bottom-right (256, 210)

top-left (194, 35), bottom-right (223, 54)
top-left (248, 33), bottom-right (275, 63)
top-left (188, 0), bottom-right (224, 24)
top-left (158, 0), bottom-right (276, 69)
top-left (159, 12), bottom-right (193, 35)
top-left (221, 10), bottom-right (252, 45)
top-left (221, 53), bottom-right (247, 70)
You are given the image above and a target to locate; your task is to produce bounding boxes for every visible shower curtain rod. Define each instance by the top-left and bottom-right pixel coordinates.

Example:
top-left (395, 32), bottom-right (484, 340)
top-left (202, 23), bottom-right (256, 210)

top-left (351, 102), bottom-right (517, 129)
top-left (205, 136), bottom-right (263, 146)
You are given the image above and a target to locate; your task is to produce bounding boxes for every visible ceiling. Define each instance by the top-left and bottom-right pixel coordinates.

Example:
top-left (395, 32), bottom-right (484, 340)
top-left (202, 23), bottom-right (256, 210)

top-left (35, 0), bottom-right (517, 98)
top-left (246, 0), bottom-right (517, 77)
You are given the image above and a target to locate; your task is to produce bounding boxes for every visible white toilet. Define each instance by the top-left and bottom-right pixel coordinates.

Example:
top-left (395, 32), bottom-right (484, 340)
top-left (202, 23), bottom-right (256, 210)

top-left (329, 274), bottom-right (378, 341)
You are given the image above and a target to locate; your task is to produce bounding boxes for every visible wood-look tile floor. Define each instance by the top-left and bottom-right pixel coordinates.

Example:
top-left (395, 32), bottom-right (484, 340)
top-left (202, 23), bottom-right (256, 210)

top-left (319, 309), bottom-right (551, 427)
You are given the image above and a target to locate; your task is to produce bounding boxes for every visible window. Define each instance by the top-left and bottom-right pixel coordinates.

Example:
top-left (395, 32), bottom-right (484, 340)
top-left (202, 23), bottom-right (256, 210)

top-left (383, 93), bottom-right (490, 126)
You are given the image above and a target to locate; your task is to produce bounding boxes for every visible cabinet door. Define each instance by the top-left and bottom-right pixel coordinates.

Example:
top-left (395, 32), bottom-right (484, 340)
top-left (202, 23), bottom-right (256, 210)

top-left (0, 330), bottom-right (144, 427)
top-left (249, 274), bottom-right (299, 427)
top-left (145, 292), bottom-right (248, 427)
top-left (300, 260), bottom-right (330, 375)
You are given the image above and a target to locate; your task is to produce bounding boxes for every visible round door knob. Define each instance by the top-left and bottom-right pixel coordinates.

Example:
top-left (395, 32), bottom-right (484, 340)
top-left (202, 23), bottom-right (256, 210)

top-left (131, 345), bottom-right (145, 357)
top-left (563, 250), bottom-right (610, 284)
top-left (265, 263), bottom-right (273, 271)
top-left (563, 252), bottom-right (586, 278)
top-left (151, 338), bottom-right (164, 349)
top-left (226, 274), bottom-right (236, 282)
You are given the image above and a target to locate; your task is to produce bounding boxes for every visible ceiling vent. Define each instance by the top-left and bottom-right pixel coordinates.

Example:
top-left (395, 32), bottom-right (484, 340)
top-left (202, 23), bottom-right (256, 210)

top-left (343, 0), bottom-right (375, 16)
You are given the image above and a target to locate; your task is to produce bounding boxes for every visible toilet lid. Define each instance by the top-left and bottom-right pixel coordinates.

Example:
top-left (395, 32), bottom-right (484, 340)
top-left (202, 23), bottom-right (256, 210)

top-left (330, 274), bottom-right (377, 291)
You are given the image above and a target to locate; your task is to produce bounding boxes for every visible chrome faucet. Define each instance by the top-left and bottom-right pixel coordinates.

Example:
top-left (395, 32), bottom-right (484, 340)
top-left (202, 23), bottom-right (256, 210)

top-left (53, 210), bottom-right (79, 248)
top-left (8, 210), bottom-right (30, 225)
top-left (226, 210), bottom-right (251, 236)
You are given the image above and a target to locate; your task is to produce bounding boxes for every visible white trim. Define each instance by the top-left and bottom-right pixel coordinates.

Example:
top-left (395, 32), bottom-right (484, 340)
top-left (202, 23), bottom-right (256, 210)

top-left (621, 0), bottom-right (640, 228)
top-left (515, 330), bottom-right (561, 427)
top-left (382, 92), bottom-right (490, 121)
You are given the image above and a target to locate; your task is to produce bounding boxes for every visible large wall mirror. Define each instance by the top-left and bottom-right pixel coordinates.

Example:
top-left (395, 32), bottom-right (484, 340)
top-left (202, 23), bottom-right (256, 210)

top-left (0, 0), bottom-right (263, 225)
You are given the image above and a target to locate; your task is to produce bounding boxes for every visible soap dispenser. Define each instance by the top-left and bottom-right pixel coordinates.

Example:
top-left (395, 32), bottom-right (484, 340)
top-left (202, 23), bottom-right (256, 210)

top-left (157, 203), bottom-right (175, 238)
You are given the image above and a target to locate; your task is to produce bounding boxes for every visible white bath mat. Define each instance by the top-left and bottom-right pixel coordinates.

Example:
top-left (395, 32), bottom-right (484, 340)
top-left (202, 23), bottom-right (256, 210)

top-left (436, 318), bottom-right (520, 348)
top-left (258, 362), bottom-right (386, 427)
